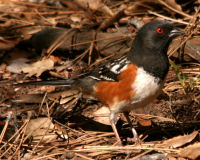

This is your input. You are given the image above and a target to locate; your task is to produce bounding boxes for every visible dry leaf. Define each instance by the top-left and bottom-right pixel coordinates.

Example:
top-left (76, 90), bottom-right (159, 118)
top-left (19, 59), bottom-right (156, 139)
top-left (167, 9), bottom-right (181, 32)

top-left (22, 58), bottom-right (54, 77)
top-left (75, 0), bottom-right (102, 11)
top-left (0, 37), bottom-right (19, 50)
top-left (13, 94), bottom-right (45, 103)
top-left (49, 55), bottom-right (62, 63)
top-left (93, 106), bottom-right (111, 125)
top-left (185, 37), bottom-right (200, 62)
top-left (25, 117), bottom-right (56, 142)
top-left (60, 90), bottom-right (79, 104)
top-left (7, 58), bottom-right (29, 74)
top-left (163, 0), bottom-right (182, 11)
top-left (179, 142), bottom-right (200, 159)
top-left (75, 0), bottom-right (113, 16)
top-left (0, 63), bottom-right (7, 73)
top-left (161, 131), bottom-right (198, 148)
top-left (137, 118), bottom-right (152, 126)
top-left (138, 153), bottom-right (167, 160)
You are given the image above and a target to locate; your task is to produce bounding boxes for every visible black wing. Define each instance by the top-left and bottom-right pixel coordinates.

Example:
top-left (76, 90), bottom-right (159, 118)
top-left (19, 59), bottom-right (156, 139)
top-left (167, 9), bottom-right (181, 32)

top-left (88, 55), bottom-right (131, 81)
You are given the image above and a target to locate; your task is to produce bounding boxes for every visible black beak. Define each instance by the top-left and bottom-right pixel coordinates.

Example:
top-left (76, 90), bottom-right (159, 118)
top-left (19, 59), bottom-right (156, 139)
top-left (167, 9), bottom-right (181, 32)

top-left (169, 29), bottom-right (184, 38)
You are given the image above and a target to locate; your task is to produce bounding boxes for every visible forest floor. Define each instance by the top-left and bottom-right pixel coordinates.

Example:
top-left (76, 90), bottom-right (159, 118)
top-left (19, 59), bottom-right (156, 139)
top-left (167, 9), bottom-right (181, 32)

top-left (0, 0), bottom-right (200, 159)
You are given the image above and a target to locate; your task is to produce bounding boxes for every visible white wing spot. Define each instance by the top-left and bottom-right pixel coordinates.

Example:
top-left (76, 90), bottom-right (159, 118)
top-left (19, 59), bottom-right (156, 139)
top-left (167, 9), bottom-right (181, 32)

top-left (110, 64), bottom-right (120, 74)
top-left (100, 75), bottom-right (114, 81)
top-left (89, 76), bottom-right (101, 80)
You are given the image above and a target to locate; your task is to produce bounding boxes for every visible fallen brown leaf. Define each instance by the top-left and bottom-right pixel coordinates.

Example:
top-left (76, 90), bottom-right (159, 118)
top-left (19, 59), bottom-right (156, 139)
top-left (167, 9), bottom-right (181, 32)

top-left (74, 0), bottom-right (113, 16)
top-left (7, 58), bottom-right (29, 74)
top-left (137, 118), bottom-right (152, 127)
top-left (25, 117), bottom-right (57, 142)
top-left (179, 142), bottom-right (200, 159)
top-left (22, 58), bottom-right (54, 77)
top-left (75, 0), bottom-right (102, 11)
top-left (161, 131), bottom-right (198, 148)
top-left (93, 106), bottom-right (111, 125)
top-left (0, 37), bottom-right (20, 50)
top-left (163, 0), bottom-right (182, 11)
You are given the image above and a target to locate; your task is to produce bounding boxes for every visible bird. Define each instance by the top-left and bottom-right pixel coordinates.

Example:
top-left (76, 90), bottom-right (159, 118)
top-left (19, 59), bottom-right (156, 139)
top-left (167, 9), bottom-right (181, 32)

top-left (18, 20), bottom-right (184, 145)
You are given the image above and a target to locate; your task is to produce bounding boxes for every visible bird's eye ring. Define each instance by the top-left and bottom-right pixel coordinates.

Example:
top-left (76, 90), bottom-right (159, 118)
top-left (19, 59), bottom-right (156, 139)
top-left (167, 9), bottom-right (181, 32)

top-left (157, 27), bottom-right (164, 34)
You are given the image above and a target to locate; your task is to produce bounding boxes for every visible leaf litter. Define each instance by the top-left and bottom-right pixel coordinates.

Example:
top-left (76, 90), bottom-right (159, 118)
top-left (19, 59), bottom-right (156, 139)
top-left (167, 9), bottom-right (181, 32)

top-left (0, 0), bottom-right (200, 159)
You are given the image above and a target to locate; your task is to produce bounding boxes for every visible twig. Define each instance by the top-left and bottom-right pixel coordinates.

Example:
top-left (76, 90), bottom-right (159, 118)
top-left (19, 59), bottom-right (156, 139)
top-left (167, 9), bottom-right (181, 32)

top-left (31, 152), bottom-right (64, 160)
top-left (74, 152), bottom-right (95, 160)
top-left (88, 42), bottom-right (94, 65)
top-left (10, 119), bottom-right (30, 159)
top-left (0, 111), bottom-right (12, 143)
top-left (88, 31), bottom-right (96, 65)
top-left (168, 9), bottom-right (199, 57)
top-left (73, 48), bottom-right (90, 63)
top-left (71, 145), bottom-right (179, 152)
top-left (0, 120), bottom-right (28, 154)
top-left (47, 29), bottom-right (75, 57)
top-left (158, 0), bottom-right (192, 18)
top-left (12, 0), bottom-right (66, 9)
top-left (131, 150), bottom-right (153, 160)
top-left (148, 10), bottom-right (189, 25)
top-left (0, 120), bottom-right (30, 158)
top-left (98, 8), bottom-right (125, 31)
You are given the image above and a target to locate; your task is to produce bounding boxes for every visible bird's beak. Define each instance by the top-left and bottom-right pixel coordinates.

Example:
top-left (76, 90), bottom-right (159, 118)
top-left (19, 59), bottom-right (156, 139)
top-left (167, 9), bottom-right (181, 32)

top-left (169, 29), bottom-right (184, 38)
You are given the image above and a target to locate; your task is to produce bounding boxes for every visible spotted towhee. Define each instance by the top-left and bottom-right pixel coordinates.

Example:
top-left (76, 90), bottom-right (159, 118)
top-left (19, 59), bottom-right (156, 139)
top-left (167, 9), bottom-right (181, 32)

top-left (19, 20), bottom-right (184, 144)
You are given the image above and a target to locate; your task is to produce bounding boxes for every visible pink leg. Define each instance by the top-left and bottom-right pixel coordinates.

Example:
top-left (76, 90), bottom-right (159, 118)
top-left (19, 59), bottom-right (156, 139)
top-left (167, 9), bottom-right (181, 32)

top-left (123, 112), bottom-right (140, 143)
top-left (109, 112), bottom-right (122, 145)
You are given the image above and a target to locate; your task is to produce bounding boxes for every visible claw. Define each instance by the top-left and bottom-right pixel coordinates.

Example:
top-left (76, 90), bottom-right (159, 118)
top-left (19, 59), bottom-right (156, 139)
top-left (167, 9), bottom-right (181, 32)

top-left (123, 112), bottom-right (140, 144)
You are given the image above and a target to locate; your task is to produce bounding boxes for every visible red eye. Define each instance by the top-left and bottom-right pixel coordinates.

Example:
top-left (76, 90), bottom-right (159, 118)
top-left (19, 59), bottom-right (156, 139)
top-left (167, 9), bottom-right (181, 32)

top-left (157, 27), bottom-right (164, 34)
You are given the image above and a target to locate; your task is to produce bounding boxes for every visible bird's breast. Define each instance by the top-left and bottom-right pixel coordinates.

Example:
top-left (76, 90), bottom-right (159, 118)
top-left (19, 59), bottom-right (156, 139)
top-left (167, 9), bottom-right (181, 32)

top-left (131, 67), bottom-right (162, 104)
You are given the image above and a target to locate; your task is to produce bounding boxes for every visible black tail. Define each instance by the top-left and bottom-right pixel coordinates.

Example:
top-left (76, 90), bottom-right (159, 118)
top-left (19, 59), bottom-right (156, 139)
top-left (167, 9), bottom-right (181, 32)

top-left (16, 79), bottom-right (74, 87)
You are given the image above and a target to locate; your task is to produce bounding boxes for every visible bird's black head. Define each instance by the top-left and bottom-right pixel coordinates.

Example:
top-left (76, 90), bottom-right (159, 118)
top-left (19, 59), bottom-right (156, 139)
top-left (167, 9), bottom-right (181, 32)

top-left (129, 20), bottom-right (184, 80)
top-left (135, 20), bottom-right (184, 52)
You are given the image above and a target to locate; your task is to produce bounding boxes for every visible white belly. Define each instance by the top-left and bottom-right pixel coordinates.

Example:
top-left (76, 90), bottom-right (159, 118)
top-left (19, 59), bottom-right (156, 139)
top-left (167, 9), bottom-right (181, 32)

top-left (131, 67), bottom-right (162, 104)
top-left (115, 67), bottom-right (163, 113)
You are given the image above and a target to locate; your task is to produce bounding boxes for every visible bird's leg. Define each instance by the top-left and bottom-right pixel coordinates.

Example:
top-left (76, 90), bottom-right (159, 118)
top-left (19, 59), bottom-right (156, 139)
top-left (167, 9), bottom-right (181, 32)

top-left (123, 112), bottom-right (140, 143)
top-left (109, 112), bottom-right (122, 145)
